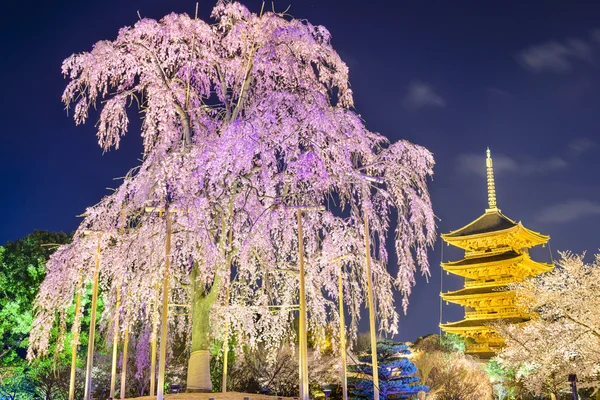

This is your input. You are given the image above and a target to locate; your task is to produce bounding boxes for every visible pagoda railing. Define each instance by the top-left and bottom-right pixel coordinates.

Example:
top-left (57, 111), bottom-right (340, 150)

top-left (465, 343), bottom-right (493, 353)
top-left (465, 247), bottom-right (515, 259)
top-left (465, 277), bottom-right (516, 288)
top-left (465, 308), bottom-right (528, 320)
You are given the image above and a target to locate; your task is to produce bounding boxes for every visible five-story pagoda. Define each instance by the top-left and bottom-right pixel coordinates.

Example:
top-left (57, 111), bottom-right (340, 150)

top-left (440, 149), bottom-right (553, 358)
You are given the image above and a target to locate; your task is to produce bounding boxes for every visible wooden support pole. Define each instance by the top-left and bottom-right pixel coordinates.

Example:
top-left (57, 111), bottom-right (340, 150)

top-left (69, 278), bottom-right (83, 400)
top-left (338, 264), bottom-right (348, 400)
top-left (288, 205), bottom-right (324, 400)
top-left (222, 228), bottom-right (233, 393)
top-left (364, 214), bottom-right (379, 400)
top-left (296, 210), bottom-right (310, 400)
top-left (221, 334), bottom-right (230, 393)
top-left (157, 211), bottom-right (172, 400)
top-left (149, 325), bottom-right (158, 396)
top-left (84, 242), bottom-right (101, 400)
top-left (221, 288), bottom-right (229, 393)
top-left (329, 253), bottom-right (351, 400)
top-left (149, 283), bottom-right (159, 397)
top-left (120, 326), bottom-right (130, 399)
top-left (221, 300), bottom-right (230, 393)
top-left (109, 290), bottom-right (121, 399)
top-left (145, 207), bottom-right (178, 398)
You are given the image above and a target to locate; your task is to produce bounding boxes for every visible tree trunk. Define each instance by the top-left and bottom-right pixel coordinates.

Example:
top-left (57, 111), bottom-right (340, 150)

top-left (186, 269), bottom-right (221, 392)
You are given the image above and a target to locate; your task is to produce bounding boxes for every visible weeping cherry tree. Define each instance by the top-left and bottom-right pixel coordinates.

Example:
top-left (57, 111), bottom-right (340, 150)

top-left (28, 1), bottom-right (436, 392)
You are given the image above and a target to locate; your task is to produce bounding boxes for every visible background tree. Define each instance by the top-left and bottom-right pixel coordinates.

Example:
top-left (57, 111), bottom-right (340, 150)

top-left (0, 231), bottom-right (71, 364)
top-left (484, 360), bottom-right (529, 400)
top-left (411, 334), bottom-right (493, 400)
top-left (349, 339), bottom-right (428, 399)
top-left (495, 251), bottom-right (600, 398)
top-left (0, 231), bottom-right (72, 400)
top-left (29, 1), bottom-right (436, 391)
top-left (0, 365), bottom-right (35, 400)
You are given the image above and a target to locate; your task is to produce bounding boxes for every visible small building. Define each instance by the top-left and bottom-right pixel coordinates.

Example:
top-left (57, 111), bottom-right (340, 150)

top-left (439, 149), bottom-right (553, 358)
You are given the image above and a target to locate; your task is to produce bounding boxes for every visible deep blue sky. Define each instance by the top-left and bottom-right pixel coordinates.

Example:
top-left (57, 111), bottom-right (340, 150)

top-left (2, 0), bottom-right (600, 342)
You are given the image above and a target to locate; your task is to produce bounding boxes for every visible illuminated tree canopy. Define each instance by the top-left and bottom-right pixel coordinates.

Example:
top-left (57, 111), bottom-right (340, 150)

top-left (496, 252), bottom-right (600, 395)
top-left (29, 1), bottom-right (435, 389)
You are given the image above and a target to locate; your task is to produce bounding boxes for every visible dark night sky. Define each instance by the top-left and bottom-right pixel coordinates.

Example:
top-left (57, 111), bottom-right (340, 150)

top-left (2, 0), bottom-right (600, 342)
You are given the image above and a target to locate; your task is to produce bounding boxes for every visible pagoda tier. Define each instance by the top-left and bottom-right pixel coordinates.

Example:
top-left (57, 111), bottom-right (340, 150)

top-left (441, 250), bottom-right (553, 283)
top-left (439, 149), bottom-right (553, 358)
top-left (441, 209), bottom-right (549, 252)
top-left (441, 319), bottom-right (522, 358)
top-left (441, 286), bottom-right (516, 310)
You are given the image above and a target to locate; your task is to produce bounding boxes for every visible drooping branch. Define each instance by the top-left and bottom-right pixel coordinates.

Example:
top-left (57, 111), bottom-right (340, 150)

top-left (129, 41), bottom-right (192, 147)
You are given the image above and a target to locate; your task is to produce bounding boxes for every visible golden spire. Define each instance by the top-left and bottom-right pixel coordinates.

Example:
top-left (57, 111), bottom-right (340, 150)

top-left (486, 148), bottom-right (498, 212)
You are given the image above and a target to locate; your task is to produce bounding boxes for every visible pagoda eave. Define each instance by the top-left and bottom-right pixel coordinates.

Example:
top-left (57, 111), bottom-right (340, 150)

top-left (441, 209), bottom-right (517, 239)
top-left (442, 251), bottom-right (522, 268)
top-left (441, 316), bottom-right (528, 333)
top-left (442, 223), bottom-right (549, 251)
top-left (441, 254), bottom-right (554, 280)
top-left (441, 286), bottom-right (509, 301)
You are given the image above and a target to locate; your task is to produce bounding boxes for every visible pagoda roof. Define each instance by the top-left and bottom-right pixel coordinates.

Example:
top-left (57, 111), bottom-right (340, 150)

top-left (441, 286), bottom-right (508, 299)
top-left (441, 210), bottom-right (550, 251)
top-left (441, 316), bottom-right (527, 330)
top-left (442, 210), bottom-right (517, 238)
top-left (441, 250), bottom-right (554, 280)
top-left (443, 250), bottom-right (520, 267)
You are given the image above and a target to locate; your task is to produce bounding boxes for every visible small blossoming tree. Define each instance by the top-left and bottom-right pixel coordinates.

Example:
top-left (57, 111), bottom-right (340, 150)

top-left (29, 1), bottom-right (436, 391)
top-left (496, 252), bottom-right (600, 396)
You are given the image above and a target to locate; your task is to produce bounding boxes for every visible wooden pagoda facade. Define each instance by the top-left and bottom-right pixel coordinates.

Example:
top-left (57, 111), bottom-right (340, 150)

top-left (440, 149), bottom-right (553, 358)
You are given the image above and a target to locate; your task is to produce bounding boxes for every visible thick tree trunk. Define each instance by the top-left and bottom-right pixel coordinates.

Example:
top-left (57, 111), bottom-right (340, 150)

top-left (186, 269), bottom-right (221, 392)
top-left (187, 208), bottom-right (233, 392)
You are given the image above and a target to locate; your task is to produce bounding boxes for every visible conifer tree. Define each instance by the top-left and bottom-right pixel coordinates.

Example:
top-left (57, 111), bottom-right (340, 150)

top-left (349, 340), bottom-right (428, 399)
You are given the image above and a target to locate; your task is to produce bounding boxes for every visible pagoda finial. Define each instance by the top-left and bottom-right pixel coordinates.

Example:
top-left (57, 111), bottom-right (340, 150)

top-left (486, 148), bottom-right (498, 212)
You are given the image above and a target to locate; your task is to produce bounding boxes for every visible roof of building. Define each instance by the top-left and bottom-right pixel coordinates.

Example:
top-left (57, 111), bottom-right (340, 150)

top-left (442, 209), bottom-right (517, 238)
top-left (441, 250), bottom-right (554, 280)
top-left (442, 286), bottom-right (509, 298)
top-left (441, 316), bottom-right (527, 329)
top-left (444, 250), bottom-right (521, 267)
top-left (440, 212), bottom-right (550, 252)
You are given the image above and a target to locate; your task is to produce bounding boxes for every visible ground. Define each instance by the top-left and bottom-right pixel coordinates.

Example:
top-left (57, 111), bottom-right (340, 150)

top-left (133, 393), bottom-right (296, 400)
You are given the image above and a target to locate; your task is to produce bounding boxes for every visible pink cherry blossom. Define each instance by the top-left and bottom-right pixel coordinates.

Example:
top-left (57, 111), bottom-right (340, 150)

top-left (29, 2), bottom-right (436, 375)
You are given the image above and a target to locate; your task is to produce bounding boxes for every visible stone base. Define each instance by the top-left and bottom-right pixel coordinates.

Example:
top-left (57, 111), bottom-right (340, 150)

top-left (186, 350), bottom-right (213, 392)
